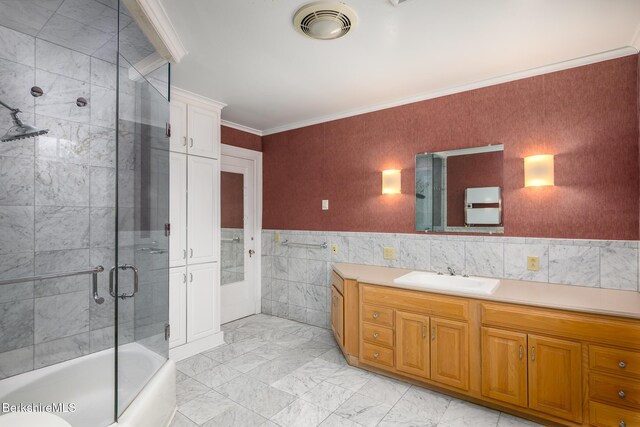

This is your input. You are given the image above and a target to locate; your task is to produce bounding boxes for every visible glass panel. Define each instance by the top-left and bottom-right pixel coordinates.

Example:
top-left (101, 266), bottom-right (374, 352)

top-left (115, 4), bottom-right (170, 417)
top-left (221, 171), bottom-right (245, 285)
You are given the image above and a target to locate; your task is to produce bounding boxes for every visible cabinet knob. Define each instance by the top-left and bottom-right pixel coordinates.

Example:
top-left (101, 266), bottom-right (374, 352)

top-left (619, 361), bottom-right (626, 369)
top-left (372, 312), bottom-right (379, 319)
top-left (373, 352), bottom-right (379, 359)
top-left (619, 421), bottom-right (626, 427)
top-left (373, 332), bottom-right (379, 339)
top-left (619, 390), bottom-right (626, 399)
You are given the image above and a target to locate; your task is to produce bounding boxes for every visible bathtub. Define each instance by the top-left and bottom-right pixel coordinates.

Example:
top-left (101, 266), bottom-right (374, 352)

top-left (0, 343), bottom-right (176, 427)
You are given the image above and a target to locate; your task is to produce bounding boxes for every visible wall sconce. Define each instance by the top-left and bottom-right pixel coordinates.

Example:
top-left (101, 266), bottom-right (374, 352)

top-left (524, 155), bottom-right (554, 187)
top-left (382, 169), bottom-right (401, 194)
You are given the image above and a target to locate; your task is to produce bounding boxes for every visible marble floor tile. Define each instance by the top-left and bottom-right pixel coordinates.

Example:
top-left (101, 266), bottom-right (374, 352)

top-left (192, 364), bottom-right (242, 388)
top-left (272, 371), bottom-right (324, 397)
top-left (201, 403), bottom-right (268, 427)
top-left (175, 369), bottom-right (189, 384)
top-left (318, 347), bottom-right (348, 366)
top-left (300, 381), bottom-right (354, 412)
top-left (176, 377), bottom-right (210, 406)
top-left (334, 393), bottom-right (392, 427)
top-left (203, 338), bottom-right (267, 363)
top-left (176, 353), bottom-right (220, 377)
top-left (438, 399), bottom-right (501, 427)
top-left (378, 386), bottom-right (450, 427)
top-left (224, 352), bottom-right (269, 373)
top-left (247, 352), bottom-right (317, 385)
top-left (325, 365), bottom-right (373, 392)
top-left (249, 342), bottom-right (291, 360)
top-left (271, 399), bottom-right (332, 427)
top-left (178, 390), bottom-right (237, 425)
top-left (497, 413), bottom-right (544, 427)
top-left (215, 375), bottom-right (296, 419)
top-left (318, 413), bottom-right (362, 427)
top-left (169, 411), bottom-right (198, 427)
top-left (357, 374), bottom-right (411, 406)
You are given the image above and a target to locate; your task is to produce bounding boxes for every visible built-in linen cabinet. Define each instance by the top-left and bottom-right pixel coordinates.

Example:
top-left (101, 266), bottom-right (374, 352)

top-left (168, 87), bottom-right (224, 361)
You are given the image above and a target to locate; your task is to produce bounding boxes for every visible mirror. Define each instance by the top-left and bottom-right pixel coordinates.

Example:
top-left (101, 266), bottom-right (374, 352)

top-left (416, 145), bottom-right (504, 233)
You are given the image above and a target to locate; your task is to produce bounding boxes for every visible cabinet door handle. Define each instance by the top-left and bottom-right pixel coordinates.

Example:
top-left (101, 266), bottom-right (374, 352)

top-left (519, 345), bottom-right (523, 360)
top-left (183, 249), bottom-right (186, 259)
top-left (190, 248), bottom-right (193, 258)
top-left (182, 273), bottom-right (186, 283)
top-left (619, 390), bottom-right (626, 399)
top-left (189, 137), bottom-right (193, 147)
top-left (619, 361), bottom-right (626, 369)
top-left (422, 325), bottom-right (426, 338)
top-left (182, 136), bottom-right (187, 146)
top-left (431, 327), bottom-right (436, 341)
top-left (531, 347), bottom-right (535, 362)
top-left (372, 312), bottom-right (379, 319)
top-left (190, 273), bottom-right (193, 283)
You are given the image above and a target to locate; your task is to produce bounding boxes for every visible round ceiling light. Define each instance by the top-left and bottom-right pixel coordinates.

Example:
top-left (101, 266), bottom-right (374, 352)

top-left (293, 2), bottom-right (358, 40)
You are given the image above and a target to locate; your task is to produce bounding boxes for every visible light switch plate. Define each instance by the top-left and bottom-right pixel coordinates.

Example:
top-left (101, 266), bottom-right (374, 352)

top-left (383, 247), bottom-right (396, 260)
top-left (322, 200), bottom-right (329, 210)
top-left (527, 256), bottom-right (539, 271)
top-left (331, 244), bottom-right (339, 254)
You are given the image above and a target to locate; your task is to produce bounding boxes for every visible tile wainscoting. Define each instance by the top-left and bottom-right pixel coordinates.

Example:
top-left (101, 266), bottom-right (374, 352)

top-left (260, 229), bottom-right (639, 329)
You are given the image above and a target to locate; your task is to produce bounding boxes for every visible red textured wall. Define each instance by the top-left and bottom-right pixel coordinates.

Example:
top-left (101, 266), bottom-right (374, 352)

top-left (221, 172), bottom-right (244, 228)
top-left (446, 151), bottom-right (503, 227)
top-left (262, 56), bottom-right (640, 240)
top-left (221, 125), bottom-right (262, 151)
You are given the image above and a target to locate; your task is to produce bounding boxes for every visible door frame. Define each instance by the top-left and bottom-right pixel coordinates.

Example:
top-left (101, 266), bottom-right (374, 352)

top-left (220, 144), bottom-right (263, 315)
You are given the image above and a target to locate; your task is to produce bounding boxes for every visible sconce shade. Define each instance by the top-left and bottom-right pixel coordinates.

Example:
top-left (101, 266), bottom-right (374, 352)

top-left (382, 169), bottom-right (401, 194)
top-left (524, 155), bottom-right (554, 187)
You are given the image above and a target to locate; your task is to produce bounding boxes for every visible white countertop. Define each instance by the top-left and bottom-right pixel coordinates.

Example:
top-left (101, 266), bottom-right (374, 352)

top-left (333, 263), bottom-right (640, 320)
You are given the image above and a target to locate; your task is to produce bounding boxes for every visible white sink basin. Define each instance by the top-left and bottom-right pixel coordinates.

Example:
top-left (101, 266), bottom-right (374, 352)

top-left (393, 271), bottom-right (500, 295)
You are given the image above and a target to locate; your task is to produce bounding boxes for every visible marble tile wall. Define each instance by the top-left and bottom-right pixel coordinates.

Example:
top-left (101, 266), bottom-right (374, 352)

top-left (261, 229), bottom-right (640, 329)
top-left (0, 0), bottom-right (158, 379)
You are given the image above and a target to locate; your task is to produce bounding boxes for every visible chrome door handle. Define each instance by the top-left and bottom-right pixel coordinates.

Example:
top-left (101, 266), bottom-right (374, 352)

top-left (109, 264), bottom-right (139, 299)
top-left (92, 266), bottom-right (105, 304)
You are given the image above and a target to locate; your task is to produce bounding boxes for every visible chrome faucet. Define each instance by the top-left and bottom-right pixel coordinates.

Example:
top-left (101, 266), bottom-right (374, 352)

top-left (447, 266), bottom-right (456, 276)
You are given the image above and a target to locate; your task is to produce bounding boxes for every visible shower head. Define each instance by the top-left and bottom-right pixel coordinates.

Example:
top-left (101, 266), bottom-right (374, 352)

top-left (0, 99), bottom-right (48, 142)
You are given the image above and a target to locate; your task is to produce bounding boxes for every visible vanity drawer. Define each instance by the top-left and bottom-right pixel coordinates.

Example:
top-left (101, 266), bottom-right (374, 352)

top-left (362, 305), bottom-right (394, 327)
top-left (361, 342), bottom-right (394, 368)
top-left (332, 271), bottom-right (344, 295)
top-left (589, 373), bottom-right (640, 410)
top-left (589, 401), bottom-right (640, 427)
top-left (362, 323), bottom-right (394, 347)
top-left (590, 345), bottom-right (640, 379)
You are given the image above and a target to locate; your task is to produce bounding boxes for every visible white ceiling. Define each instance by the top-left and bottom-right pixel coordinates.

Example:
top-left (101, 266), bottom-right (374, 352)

top-left (160, 0), bottom-right (640, 134)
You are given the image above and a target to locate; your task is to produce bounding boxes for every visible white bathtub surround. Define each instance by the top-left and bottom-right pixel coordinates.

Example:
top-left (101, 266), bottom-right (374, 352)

top-left (261, 229), bottom-right (640, 329)
top-left (0, 343), bottom-right (175, 427)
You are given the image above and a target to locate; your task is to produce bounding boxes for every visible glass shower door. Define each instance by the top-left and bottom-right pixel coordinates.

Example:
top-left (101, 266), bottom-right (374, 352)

top-left (115, 23), bottom-right (170, 417)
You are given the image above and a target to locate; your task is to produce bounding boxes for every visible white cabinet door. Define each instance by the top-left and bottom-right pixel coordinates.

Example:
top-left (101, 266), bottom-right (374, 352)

top-left (169, 153), bottom-right (187, 268)
top-left (169, 267), bottom-right (187, 348)
top-left (187, 262), bottom-right (218, 342)
top-left (187, 104), bottom-right (219, 159)
top-left (188, 156), bottom-right (218, 265)
top-left (170, 100), bottom-right (187, 153)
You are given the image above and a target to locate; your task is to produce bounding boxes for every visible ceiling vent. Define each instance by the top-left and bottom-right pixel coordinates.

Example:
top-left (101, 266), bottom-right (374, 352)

top-left (293, 2), bottom-right (358, 40)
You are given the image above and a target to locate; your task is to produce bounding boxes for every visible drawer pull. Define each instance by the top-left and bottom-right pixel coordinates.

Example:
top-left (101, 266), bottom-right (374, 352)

top-left (618, 390), bottom-right (626, 399)
top-left (619, 421), bottom-right (626, 427)
top-left (373, 352), bottom-right (379, 359)
top-left (373, 332), bottom-right (379, 339)
top-left (373, 312), bottom-right (379, 319)
top-left (619, 361), bottom-right (627, 369)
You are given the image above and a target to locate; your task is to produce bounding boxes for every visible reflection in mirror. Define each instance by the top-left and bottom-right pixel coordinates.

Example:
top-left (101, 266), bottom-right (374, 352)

top-left (416, 145), bottom-right (504, 233)
top-left (221, 172), bottom-right (244, 285)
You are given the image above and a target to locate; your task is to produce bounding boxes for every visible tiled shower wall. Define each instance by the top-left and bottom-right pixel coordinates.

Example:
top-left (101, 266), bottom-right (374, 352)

top-left (0, 1), bottom-right (161, 379)
top-left (261, 229), bottom-right (639, 329)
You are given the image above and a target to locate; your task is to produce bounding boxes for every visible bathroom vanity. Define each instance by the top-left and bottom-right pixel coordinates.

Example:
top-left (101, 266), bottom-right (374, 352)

top-left (330, 263), bottom-right (640, 427)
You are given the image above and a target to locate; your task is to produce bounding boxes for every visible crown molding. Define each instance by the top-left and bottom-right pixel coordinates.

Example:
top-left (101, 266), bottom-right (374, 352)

top-left (261, 47), bottom-right (638, 136)
top-left (171, 86), bottom-right (226, 111)
top-left (122, 0), bottom-right (187, 63)
top-left (128, 52), bottom-right (168, 81)
top-left (221, 120), bottom-right (263, 137)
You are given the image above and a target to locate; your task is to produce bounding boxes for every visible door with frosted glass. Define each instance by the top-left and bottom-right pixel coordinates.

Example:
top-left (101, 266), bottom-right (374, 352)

top-left (220, 156), bottom-right (257, 323)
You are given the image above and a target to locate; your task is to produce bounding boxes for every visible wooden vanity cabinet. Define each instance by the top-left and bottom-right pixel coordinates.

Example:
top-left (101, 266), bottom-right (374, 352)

top-left (431, 318), bottom-right (469, 390)
top-left (331, 271), bottom-right (359, 360)
top-left (331, 286), bottom-right (344, 346)
top-left (481, 327), bottom-right (528, 407)
top-left (396, 311), bottom-right (430, 377)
